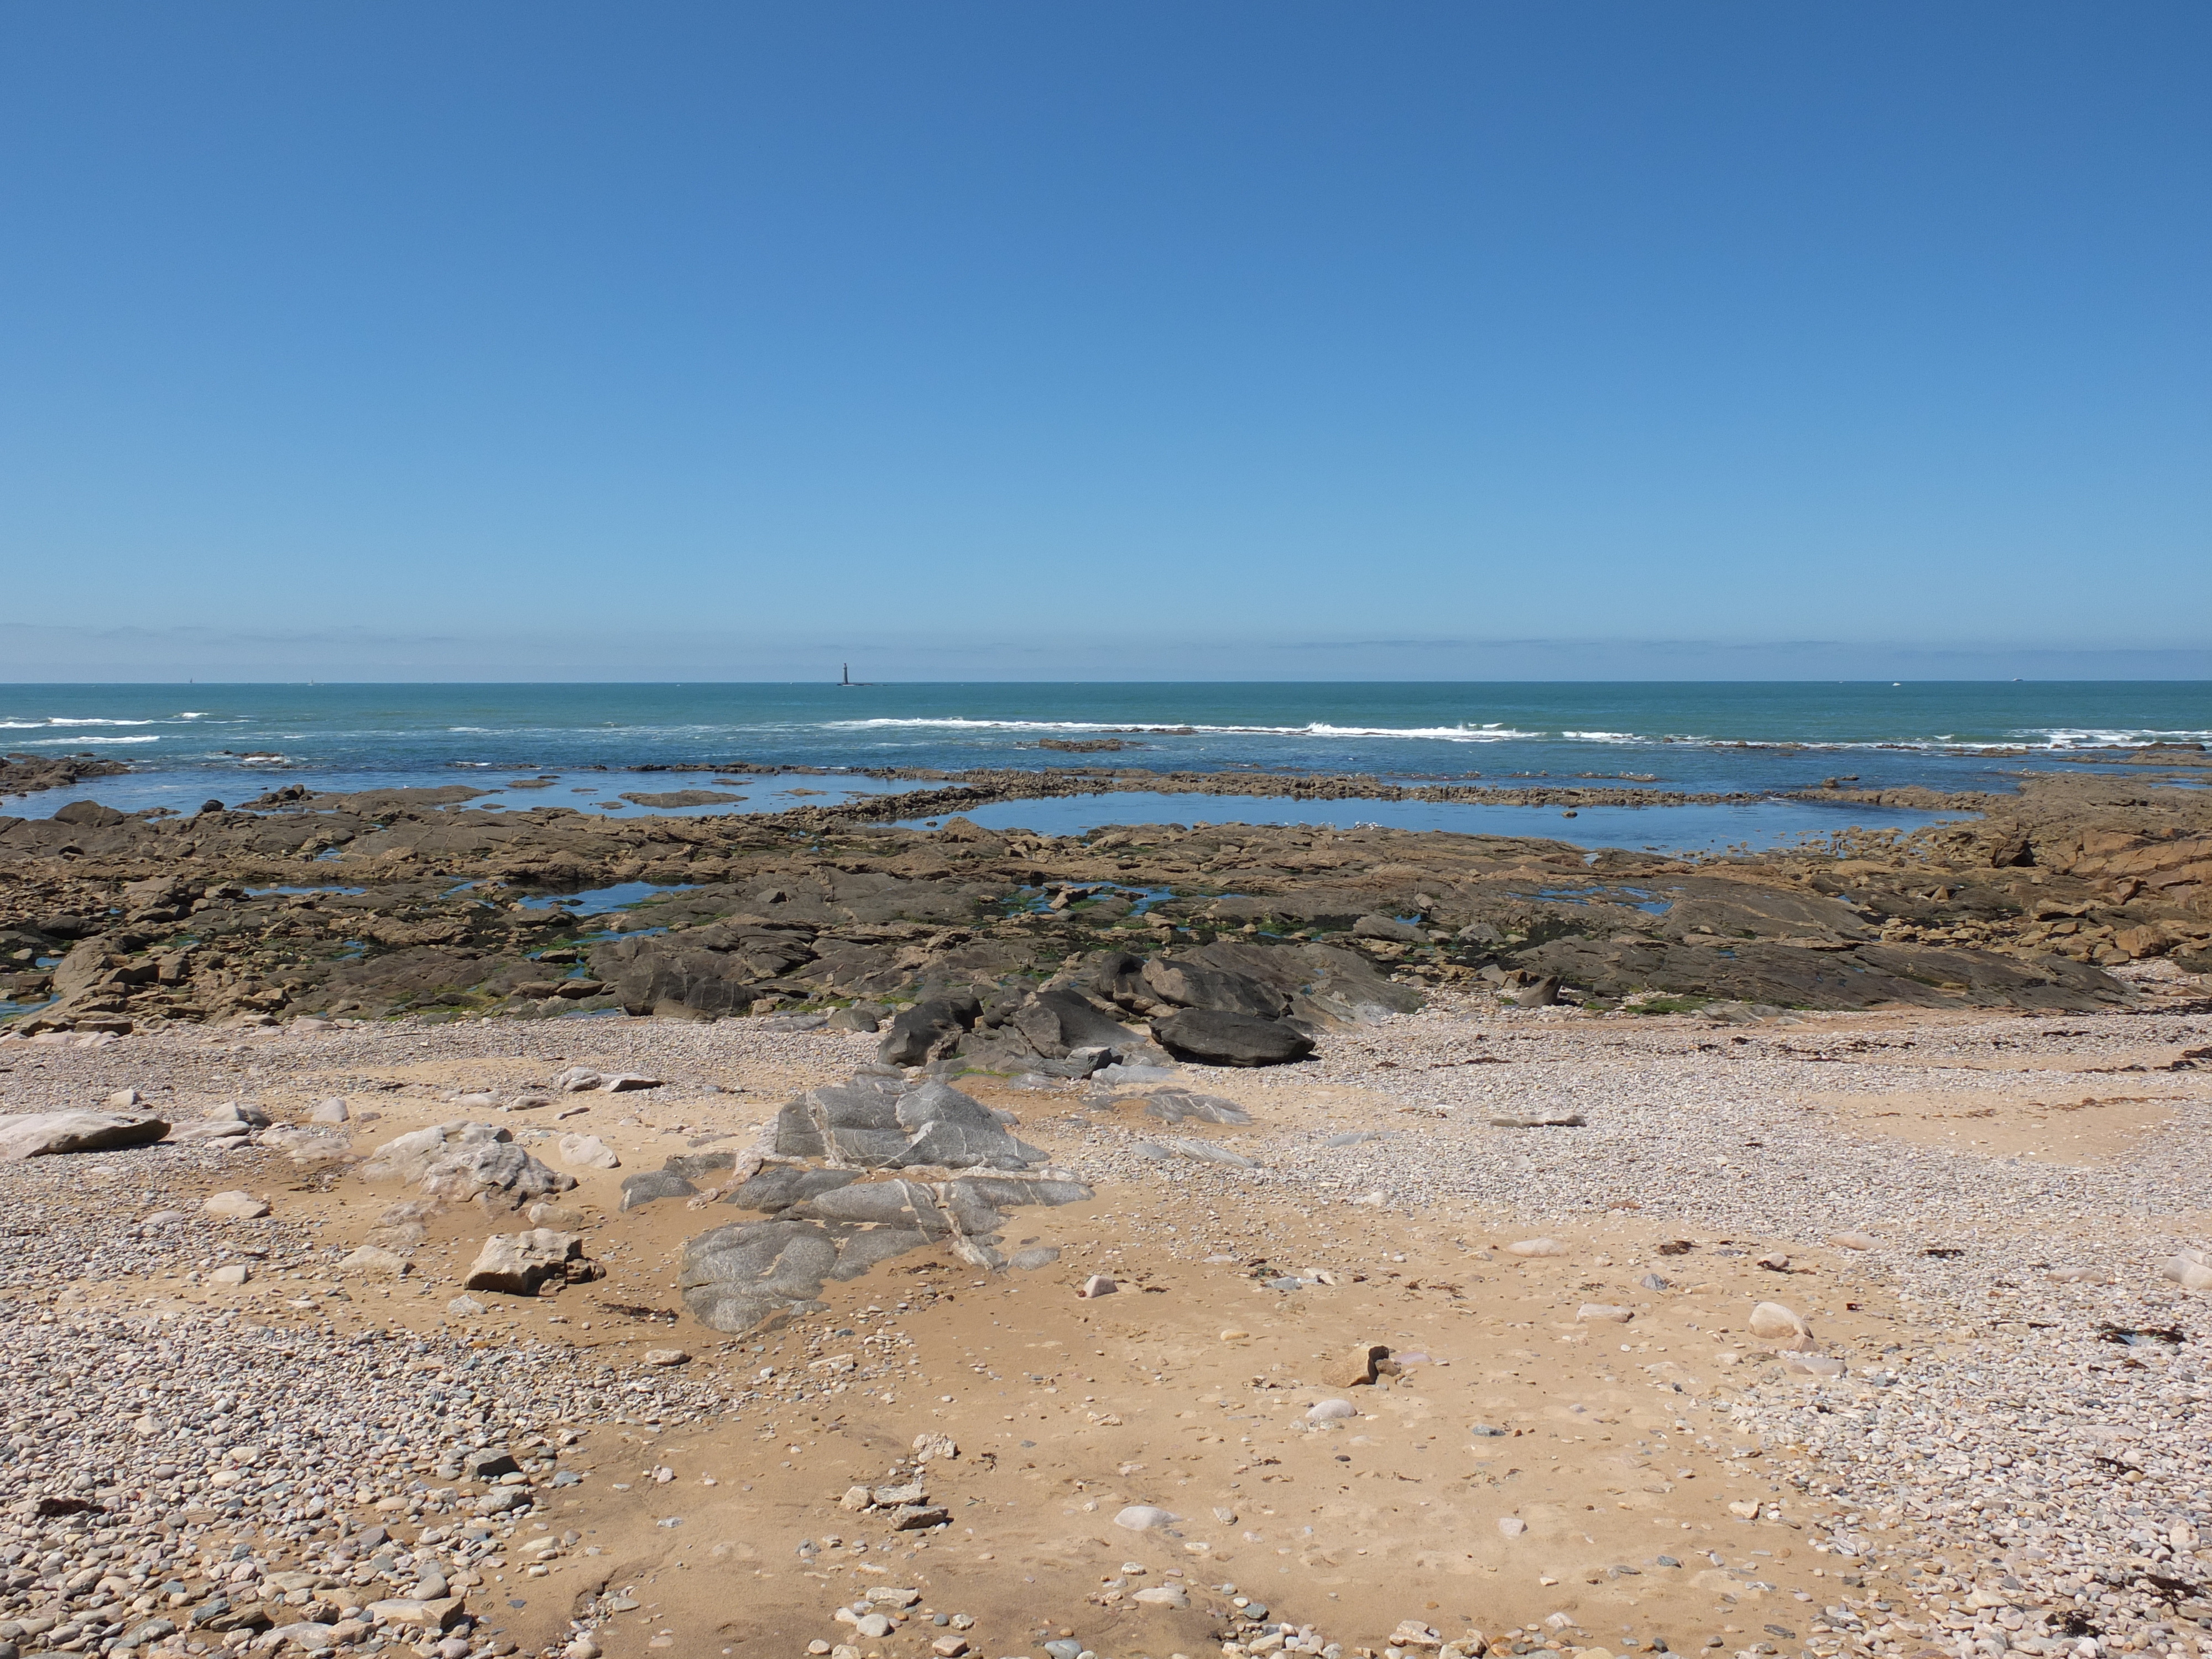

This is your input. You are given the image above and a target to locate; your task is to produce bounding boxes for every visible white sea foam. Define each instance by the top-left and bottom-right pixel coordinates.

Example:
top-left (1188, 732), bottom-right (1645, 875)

top-left (2029, 727), bottom-right (2212, 748)
top-left (824, 717), bottom-right (1543, 742)
top-left (13, 734), bottom-right (162, 744)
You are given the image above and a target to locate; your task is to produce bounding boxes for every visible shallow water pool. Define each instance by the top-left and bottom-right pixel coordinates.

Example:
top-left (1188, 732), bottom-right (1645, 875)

top-left (889, 791), bottom-right (1972, 857)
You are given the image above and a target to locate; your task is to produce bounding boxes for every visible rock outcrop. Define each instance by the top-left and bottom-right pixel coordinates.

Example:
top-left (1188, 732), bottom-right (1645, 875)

top-left (678, 1072), bottom-right (1092, 1332)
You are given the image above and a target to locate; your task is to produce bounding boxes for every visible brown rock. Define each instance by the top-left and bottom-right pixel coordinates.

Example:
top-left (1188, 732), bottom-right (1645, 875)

top-left (1326, 1342), bottom-right (1392, 1388)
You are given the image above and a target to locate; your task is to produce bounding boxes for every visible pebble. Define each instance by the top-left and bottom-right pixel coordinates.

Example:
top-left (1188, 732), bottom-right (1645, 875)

top-left (1113, 1505), bottom-right (1177, 1531)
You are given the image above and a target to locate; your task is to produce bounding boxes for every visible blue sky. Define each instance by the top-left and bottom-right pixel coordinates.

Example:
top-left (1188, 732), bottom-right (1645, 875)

top-left (2, 3), bottom-right (2206, 680)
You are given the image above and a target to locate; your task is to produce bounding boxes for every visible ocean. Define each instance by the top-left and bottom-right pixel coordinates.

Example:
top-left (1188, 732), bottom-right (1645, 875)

top-left (4, 681), bottom-right (2205, 854)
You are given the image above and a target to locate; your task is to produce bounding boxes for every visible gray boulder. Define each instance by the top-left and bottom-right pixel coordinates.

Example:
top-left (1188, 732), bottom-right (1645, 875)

top-left (1351, 914), bottom-right (1425, 943)
top-left (1151, 1008), bottom-right (1316, 1067)
top-left (1141, 958), bottom-right (1288, 1019)
top-left (771, 1074), bottom-right (1042, 1171)
top-left (1000, 989), bottom-right (1137, 1058)
top-left (0, 1109), bottom-right (170, 1161)
top-left (682, 1166), bottom-right (1093, 1333)
top-left (876, 995), bottom-right (981, 1066)
top-left (359, 1120), bottom-right (576, 1209)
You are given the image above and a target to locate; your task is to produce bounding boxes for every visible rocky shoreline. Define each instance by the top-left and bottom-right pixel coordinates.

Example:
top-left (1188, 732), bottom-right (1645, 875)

top-left (0, 767), bottom-right (2206, 1044)
top-left (0, 753), bottom-right (132, 800)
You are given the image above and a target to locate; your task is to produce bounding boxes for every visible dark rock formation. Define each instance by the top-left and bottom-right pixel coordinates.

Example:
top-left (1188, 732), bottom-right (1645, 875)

top-left (1151, 1007), bottom-right (1317, 1067)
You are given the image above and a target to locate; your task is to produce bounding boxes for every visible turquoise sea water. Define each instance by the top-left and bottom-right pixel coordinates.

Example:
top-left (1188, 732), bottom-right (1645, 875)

top-left (3, 681), bottom-right (2202, 852)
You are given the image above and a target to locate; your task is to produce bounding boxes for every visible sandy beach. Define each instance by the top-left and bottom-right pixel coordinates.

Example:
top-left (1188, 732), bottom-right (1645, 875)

top-left (2, 963), bottom-right (2206, 1659)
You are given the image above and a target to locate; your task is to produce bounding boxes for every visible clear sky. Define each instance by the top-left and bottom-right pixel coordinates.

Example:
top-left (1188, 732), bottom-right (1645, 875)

top-left (2, 3), bottom-right (2206, 680)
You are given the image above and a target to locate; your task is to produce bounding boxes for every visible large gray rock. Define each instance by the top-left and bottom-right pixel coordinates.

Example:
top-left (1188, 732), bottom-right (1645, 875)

top-left (1140, 958), bottom-right (1288, 1019)
top-left (1151, 1008), bottom-right (1316, 1067)
top-left (683, 1168), bottom-right (1093, 1332)
top-left (771, 1075), bottom-right (1043, 1171)
top-left (0, 1110), bottom-right (170, 1161)
top-left (999, 989), bottom-right (1137, 1058)
top-left (359, 1120), bottom-right (576, 1209)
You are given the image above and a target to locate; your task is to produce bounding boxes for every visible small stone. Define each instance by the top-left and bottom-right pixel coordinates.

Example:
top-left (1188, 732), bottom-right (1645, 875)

top-left (202, 1190), bottom-right (270, 1219)
top-left (855, 1614), bottom-right (892, 1639)
top-left (1728, 1500), bottom-right (1761, 1519)
top-left (2160, 1250), bottom-right (2212, 1291)
top-left (932, 1639), bottom-right (969, 1657)
top-left (1469, 1422), bottom-right (1508, 1437)
top-left (1747, 1301), bottom-right (1809, 1340)
top-left (911, 1432), bottom-right (958, 1462)
top-left (1219, 1327), bottom-right (1250, 1341)
top-left (1078, 1275), bottom-right (1118, 1298)
top-left (1826, 1230), bottom-right (1875, 1250)
top-left (1131, 1584), bottom-right (1190, 1608)
top-left (1754, 1252), bottom-right (1791, 1271)
top-left (311, 1098), bottom-right (351, 1124)
top-left (1639, 1274), bottom-right (1670, 1290)
top-left (1507, 1238), bottom-right (1566, 1257)
top-left (104, 1088), bottom-right (143, 1108)
top-left (338, 1245), bottom-right (411, 1278)
top-left (208, 1262), bottom-right (251, 1285)
top-left (446, 1295), bottom-right (487, 1316)
top-left (1498, 1516), bottom-right (1527, 1537)
top-left (557, 1133), bottom-right (620, 1170)
top-left (1114, 1504), bottom-right (1178, 1531)
top-left (1326, 1342), bottom-right (1391, 1387)
top-left (642, 1348), bottom-right (689, 1366)
top-left (1781, 1353), bottom-right (1846, 1380)
top-left (1306, 1399), bottom-right (1357, 1423)
top-left (1577, 1304), bottom-right (1633, 1324)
